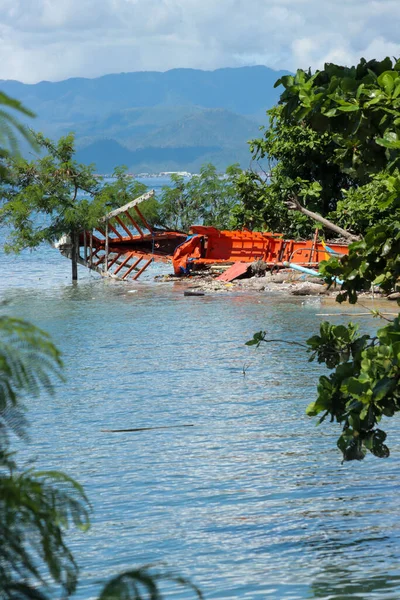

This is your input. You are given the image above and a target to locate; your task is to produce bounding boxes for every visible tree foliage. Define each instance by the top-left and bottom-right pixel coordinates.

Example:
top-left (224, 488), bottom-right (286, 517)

top-left (0, 132), bottom-right (99, 251)
top-left (306, 320), bottom-right (397, 461)
top-left (0, 317), bottom-right (63, 442)
top-left (0, 317), bottom-right (91, 600)
top-left (330, 170), bottom-right (399, 233)
top-left (159, 163), bottom-right (241, 231)
top-left (276, 57), bottom-right (400, 179)
top-left (0, 133), bottom-right (158, 254)
top-left (0, 92), bottom-right (36, 181)
top-left (265, 56), bottom-right (400, 460)
top-left (232, 104), bottom-right (354, 237)
top-left (98, 567), bottom-right (203, 600)
top-left (100, 165), bottom-right (160, 228)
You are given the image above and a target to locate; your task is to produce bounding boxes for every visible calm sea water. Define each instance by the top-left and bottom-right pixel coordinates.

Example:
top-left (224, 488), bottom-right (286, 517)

top-left (1, 179), bottom-right (400, 599)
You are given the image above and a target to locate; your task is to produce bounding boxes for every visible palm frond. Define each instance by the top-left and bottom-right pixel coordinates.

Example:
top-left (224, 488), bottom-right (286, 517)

top-left (98, 566), bottom-right (204, 600)
top-left (0, 92), bottom-right (36, 156)
top-left (0, 317), bottom-right (63, 439)
top-left (0, 452), bottom-right (91, 599)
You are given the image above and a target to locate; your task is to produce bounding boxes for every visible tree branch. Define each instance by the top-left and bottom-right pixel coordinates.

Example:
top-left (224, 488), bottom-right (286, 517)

top-left (285, 195), bottom-right (360, 242)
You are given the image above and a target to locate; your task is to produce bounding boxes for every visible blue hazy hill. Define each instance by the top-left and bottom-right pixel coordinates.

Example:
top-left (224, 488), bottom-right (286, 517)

top-left (1, 66), bottom-right (288, 172)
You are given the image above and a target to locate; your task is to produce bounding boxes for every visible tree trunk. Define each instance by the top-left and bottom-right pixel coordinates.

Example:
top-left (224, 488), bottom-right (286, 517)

top-left (105, 219), bottom-right (109, 272)
top-left (285, 196), bottom-right (360, 242)
top-left (71, 231), bottom-right (78, 281)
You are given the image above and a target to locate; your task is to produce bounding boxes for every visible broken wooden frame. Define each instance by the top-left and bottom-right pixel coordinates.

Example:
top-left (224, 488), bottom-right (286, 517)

top-left (57, 190), bottom-right (186, 281)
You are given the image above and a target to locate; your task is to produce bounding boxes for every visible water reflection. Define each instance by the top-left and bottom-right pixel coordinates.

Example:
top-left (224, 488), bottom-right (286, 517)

top-left (311, 566), bottom-right (400, 599)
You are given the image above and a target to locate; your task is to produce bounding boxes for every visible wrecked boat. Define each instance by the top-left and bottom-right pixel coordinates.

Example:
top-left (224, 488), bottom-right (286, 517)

top-left (57, 191), bottom-right (349, 281)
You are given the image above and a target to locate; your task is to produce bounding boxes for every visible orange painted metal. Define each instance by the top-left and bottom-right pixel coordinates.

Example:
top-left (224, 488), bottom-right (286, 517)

top-left (171, 226), bottom-right (348, 275)
top-left (72, 190), bottom-right (348, 281)
top-left (216, 262), bottom-right (250, 282)
top-left (107, 221), bottom-right (123, 239)
top-left (78, 199), bottom-right (185, 279)
top-left (78, 223), bottom-right (348, 280)
top-left (115, 215), bottom-right (134, 239)
top-left (114, 252), bottom-right (135, 276)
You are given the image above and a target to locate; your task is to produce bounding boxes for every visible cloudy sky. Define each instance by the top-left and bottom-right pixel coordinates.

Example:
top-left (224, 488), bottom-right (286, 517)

top-left (0, 0), bottom-right (399, 83)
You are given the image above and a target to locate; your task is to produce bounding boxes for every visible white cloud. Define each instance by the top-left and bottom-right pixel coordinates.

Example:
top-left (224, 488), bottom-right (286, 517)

top-left (0, 0), bottom-right (399, 82)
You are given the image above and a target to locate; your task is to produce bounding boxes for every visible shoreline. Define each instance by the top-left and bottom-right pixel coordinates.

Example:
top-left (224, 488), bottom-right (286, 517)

top-left (156, 268), bottom-right (395, 304)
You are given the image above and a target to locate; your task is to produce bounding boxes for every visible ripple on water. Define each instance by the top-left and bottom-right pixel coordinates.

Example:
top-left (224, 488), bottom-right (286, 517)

top-left (2, 249), bottom-right (400, 600)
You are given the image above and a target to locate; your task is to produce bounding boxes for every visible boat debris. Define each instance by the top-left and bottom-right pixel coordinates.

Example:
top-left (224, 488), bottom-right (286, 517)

top-left (216, 261), bottom-right (249, 282)
top-left (57, 192), bottom-right (349, 282)
top-left (184, 289), bottom-right (205, 297)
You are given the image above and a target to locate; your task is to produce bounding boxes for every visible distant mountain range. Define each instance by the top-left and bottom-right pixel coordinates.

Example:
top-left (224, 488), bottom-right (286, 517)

top-left (1, 66), bottom-right (289, 172)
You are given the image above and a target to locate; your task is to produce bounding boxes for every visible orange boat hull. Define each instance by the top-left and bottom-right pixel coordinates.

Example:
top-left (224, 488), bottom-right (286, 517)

top-left (172, 226), bottom-right (348, 275)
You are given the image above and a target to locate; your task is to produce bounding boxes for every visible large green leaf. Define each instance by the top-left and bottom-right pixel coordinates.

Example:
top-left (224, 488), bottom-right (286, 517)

top-left (377, 71), bottom-right (398, 95)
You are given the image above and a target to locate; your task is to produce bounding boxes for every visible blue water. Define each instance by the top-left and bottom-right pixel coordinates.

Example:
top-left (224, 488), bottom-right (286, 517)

top-left (1, 204), bottom-right (400, 599)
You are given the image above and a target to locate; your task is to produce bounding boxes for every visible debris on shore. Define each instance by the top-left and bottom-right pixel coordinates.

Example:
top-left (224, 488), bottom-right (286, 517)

top-left (156, 261), bottom-right (388, 301)
top-left (156, 265), bottom-right (333, 296)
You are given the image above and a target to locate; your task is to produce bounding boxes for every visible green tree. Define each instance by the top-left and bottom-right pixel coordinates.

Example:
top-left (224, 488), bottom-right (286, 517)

top-left (159, 163), bottom-right (241, 232)
top-left (0, 133), bottom-right (160, 281)
top-left (0, 95), bottom-right (92, 599)
top-left (276, 57), bottom-right (400, 181)
top-left (248, 57), bottom-right (400, 461)
top-left (232, 104), bottom-right (354, 237)
top-left (158, 173), bottom-right (188, 231)
top-left (100, 165), bottom-right (161, 228)
top-left (330, 171), bottom-right (398, 233)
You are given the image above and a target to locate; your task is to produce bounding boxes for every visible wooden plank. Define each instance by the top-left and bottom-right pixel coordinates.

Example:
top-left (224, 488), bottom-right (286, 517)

top-left (115, 215), bottom-right (134, 239)
top-left (309, 228), bottom-right (319, 264)
top-left (216, 261), bottom-right (249, 282)
top-left (88, 248), bottom-right (100, 266)
top-left (125, 211), bottom-right (144, 237)
top-left (114, 252), bottom-right (134, 275)
top-left (107, 253), bottom-right (122, 270)
top-left (105, 220), bottom-right (109, 271)
top-left (122, 257), bottom-right (142, 279)
top-left (107, 221), bottom-right (123, 239)
top-left (94, 254), bottom-right (106, 268)
top-left (132, 258), bottom-right (152, 280)
top-left (134, 205), bottom-right (153, 233)
top-left (100, 190), bottom-right (155, 221)
top-left (96, 226), bottom-right (106, 237)
top-left (89, 231), bottom-right (93, 267)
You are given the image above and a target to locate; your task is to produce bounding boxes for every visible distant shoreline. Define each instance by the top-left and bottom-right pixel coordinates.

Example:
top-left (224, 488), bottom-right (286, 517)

top-left (94, 171), bottom-right (193, 179)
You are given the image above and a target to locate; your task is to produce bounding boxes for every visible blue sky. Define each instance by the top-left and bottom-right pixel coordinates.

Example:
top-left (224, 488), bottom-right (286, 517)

top-left (0, 0), bottom-right (399, 82)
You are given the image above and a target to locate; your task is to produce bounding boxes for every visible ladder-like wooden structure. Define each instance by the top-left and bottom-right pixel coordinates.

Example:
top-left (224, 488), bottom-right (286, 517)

top-left (58, 191), bottom-right (186, 280)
